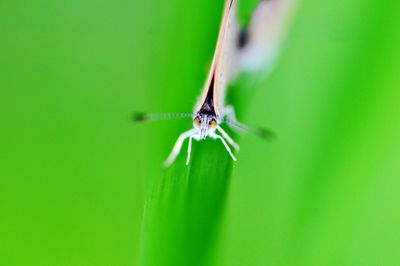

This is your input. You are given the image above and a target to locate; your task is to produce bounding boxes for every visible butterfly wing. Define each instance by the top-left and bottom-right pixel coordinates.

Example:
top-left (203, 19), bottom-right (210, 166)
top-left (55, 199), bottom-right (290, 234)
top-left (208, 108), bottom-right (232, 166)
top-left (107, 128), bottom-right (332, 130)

top-left (214, 0), bottom-right (240, 114)
top-left (196, 0), bottom-right (294, 114)
top-left (238, 0), bottom-right (294, 72)
top-left (195, 0), bottom-right (238, 115)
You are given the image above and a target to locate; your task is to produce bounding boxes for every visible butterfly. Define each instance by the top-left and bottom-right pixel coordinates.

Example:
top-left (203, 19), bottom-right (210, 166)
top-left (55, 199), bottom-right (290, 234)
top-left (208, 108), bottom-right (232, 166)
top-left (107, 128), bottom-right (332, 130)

top-left (134, 0), bottom-right (292, 167)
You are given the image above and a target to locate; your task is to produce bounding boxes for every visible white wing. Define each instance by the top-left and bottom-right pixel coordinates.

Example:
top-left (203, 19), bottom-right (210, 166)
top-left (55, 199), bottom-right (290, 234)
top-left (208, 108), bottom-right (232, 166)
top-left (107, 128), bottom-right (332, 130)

top-left (238, 0), bottom-right (294, 72)
top-left (214, 0), bottom-right (240, 112)
top-left (195, 0), bottom-right (238, 114)
top-left (195, 0), bottom-right (294, 114)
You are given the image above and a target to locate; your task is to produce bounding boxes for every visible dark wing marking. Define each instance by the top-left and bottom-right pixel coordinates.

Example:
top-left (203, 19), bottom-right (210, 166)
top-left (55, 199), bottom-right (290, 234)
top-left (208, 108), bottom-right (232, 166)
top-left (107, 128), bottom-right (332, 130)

top-left (199, 74), bottom-right (217, 116)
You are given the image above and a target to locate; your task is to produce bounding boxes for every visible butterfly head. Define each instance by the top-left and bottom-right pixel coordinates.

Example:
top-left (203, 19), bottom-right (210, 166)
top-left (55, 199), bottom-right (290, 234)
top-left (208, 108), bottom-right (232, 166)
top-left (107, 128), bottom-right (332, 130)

top-left (193, 114), bottom-right (218, 139)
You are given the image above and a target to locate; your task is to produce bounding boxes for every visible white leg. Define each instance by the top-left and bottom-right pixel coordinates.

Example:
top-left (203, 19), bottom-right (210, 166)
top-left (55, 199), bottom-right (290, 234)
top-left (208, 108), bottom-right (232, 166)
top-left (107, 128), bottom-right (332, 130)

top-left (186, 136), bottom-right (193, 165)
top-left (209, 133), bottom-right (237, 162)
top-left (217, 126), bottom-right (240, 151)
top-left (163, 129), bottom-right (197, 168)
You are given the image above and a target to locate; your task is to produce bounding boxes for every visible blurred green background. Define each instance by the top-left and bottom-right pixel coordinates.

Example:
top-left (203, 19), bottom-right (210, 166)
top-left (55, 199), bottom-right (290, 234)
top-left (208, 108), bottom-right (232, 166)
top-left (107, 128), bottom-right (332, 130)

top-left (1, 0), bottom-right (400, 265)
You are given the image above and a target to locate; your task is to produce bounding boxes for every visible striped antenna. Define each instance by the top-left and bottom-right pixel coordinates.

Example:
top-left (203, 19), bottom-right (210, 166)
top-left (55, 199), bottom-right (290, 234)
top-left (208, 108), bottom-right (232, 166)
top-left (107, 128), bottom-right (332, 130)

top-left (226, 118), bottom-right (276, 140)
top-left (132, 112), bottom-right (194, 122)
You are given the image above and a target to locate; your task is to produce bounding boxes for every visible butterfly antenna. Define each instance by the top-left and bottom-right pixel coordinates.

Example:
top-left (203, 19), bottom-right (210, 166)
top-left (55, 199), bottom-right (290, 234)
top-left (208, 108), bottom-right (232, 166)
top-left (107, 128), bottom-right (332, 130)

top-left (132, 112), bottom-right (194, 122)
top-left (226, 119), bottom-right (276, 140)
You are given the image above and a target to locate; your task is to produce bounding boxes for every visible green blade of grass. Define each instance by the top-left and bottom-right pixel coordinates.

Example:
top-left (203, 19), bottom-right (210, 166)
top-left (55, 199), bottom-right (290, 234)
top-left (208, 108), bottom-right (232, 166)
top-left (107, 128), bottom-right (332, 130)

top-left (138, 2), bottom-right (262, 265)
top-left (141, 140), bottom-right (234, 266)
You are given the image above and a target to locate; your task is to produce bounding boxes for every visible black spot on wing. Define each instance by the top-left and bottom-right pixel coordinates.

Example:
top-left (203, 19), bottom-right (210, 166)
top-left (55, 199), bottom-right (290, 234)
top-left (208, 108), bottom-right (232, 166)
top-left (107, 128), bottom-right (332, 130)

top-left (238, 29), bottom-right (248, 49)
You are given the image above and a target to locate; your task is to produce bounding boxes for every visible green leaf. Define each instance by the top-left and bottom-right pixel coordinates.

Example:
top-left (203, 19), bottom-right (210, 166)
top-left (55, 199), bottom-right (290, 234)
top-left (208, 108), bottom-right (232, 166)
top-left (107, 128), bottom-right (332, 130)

top-left (141, 135), bottom-right (235, 266)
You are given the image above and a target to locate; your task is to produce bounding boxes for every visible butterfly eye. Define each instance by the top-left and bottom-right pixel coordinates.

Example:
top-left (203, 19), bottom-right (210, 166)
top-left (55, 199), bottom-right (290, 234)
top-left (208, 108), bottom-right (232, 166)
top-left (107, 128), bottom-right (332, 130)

top-left (208, 119), bottom-right (217, 128)
top-left (193, 116), bottom-right (201, 127)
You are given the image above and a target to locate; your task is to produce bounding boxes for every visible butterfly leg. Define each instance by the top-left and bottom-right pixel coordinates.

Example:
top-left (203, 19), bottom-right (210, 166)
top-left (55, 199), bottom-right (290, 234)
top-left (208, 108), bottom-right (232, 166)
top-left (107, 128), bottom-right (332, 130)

top-left (217, 126), bottom-right (240, 152)
top-left (163, 129), bottom-right (197, 168)
top-left (209, 132), bottom-right (237, 162)
top-left (186, 136), bottom-right (193, 165)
